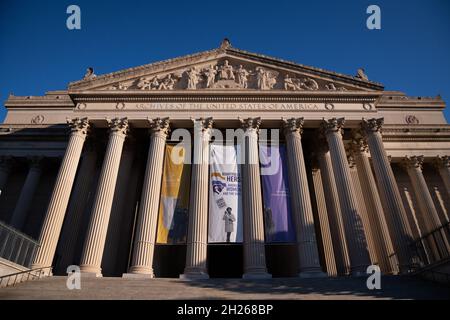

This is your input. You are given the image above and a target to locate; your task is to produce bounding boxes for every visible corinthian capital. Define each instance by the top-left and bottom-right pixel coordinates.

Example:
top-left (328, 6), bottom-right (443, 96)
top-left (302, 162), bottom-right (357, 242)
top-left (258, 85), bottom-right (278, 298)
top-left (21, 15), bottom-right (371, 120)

top-left (109, 118), bottom-right (129, 136)
top-left (434, 155), bottom-right (450, 169)
top-left (361, 118), bottom-right (384, 134)
top-left (283, 117), bottom-right (304, 135)
top-left (67, 117), bottom-right (90, 135)
top-left (150, 117), bottom-right (170, 136)
top-left (193, 117), bottom-right (213, 132)
top-left (240, 117), bottom-right (261, 133)
top-left (321, 117), bottom-right (345, 136)
top-left (402, 155), bottom-right (424, 170)
top-left (351, 134), bottom-right (369, 153)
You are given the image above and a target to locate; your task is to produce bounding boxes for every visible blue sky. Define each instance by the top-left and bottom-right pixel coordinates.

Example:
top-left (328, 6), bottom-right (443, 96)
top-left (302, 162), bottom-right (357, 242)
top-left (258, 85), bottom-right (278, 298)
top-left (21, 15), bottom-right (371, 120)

top-left (0, 0), bottom-right (449, 122)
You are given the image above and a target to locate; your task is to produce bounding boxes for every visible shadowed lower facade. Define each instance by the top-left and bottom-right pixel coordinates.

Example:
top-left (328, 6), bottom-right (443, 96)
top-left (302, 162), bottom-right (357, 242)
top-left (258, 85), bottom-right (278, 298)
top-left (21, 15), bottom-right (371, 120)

top-left (0, 40), bottom-right (449, 280)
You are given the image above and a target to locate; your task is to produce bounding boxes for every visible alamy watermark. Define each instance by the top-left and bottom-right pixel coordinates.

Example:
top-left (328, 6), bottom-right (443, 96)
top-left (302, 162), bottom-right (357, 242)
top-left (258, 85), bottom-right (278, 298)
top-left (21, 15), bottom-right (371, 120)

top-left (66, 5), bottom-right (81, 30)
top-left (366, 265), bottom-right (381, 290)
top-left (366, 5), bottom-right (381, 30)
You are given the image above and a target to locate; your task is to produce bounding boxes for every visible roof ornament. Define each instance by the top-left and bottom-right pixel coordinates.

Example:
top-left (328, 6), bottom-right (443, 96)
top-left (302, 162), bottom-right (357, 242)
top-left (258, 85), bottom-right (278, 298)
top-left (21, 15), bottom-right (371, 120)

top-left (220, 38), bottom-right (231, 50)
top-left (355, 68), bottom-right (369, 81)
top-left (83, 67), bottom-right (96, 80)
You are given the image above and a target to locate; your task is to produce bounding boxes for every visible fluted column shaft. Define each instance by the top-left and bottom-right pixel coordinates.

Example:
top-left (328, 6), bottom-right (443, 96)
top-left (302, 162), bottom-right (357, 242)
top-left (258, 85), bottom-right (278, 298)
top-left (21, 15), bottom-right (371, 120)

top-left (434, 156), bottom-right (450, 197)
top-left (0, 156), bottom-right (13, 196)
top-left (352, 139), bottom-right (397, 273)
top-left (10, 157), bottom-right (43, 230)
top-left (102, 143), bottom-right (135, 276)
top-left (80, 118), bottom-right (129, 276)
top-left (311, 167), bottom-right (338, 276)
top-left (403, 156), bottom-right (450, 258)
top-left (322, 118), bottom-right (371, 275)
top-left (348, 158), bottom-right (378, 265)
top-left (241, 118), bottom-right (271, 279)
top-left (55, 145), bottom-right (97, 272)
top-left (181, 118), bottom-right (212, 279)
top-left (31, 118), bottom-right (90, 270)
top-left (317, 148), bottom-right (350, 275)
top-left (362, 118), bottom-right (414, 273)
top-left (283, 118), bottom-right (325, 277)
top-left (127, 118), bottom-right (169, 277)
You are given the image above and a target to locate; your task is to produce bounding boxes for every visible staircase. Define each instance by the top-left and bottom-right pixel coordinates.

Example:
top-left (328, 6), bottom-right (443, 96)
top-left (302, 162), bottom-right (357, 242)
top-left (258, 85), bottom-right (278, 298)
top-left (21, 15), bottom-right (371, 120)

top-left (1, 275), bottom-right (449, 300)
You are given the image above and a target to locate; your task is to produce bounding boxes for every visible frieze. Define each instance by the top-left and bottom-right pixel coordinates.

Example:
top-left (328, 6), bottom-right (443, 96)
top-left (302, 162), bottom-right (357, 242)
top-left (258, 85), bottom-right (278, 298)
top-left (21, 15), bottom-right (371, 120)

top-left (75, 102), bottom-right (375, 111)
top-left (134, 102), bottom-right (321, 111)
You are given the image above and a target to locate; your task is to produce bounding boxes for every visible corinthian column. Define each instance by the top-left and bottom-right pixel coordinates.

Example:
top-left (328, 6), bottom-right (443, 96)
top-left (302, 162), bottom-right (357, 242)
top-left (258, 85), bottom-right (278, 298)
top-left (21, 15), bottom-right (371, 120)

top-left (31, 118), bottom-right (90, 271)
top-left (241, 117), bottom-right (271, 279)
top-left (283, 118), bottom-right (325, 277)
top-left (316, 142), bottom-right (350, 276)
top-left (10, 157), bottom-right (43, 230)
top-left (402, 156), bottom-right (450, 259)
top-left (55, 141), bottom-right (98, 273)
top-left (181, 118), bottom-right (213, 280)
top-left (321, 118), bottom-right (371, 276)
top-left (434, 156), bottom-right (450, 197)
top-left (80, 118), bottom-right (129, 276)
top-left (351, 135), bottom-right (397, 274)
top-left (125, 118), bottom-right (169, 278)
top-left (361, 118), bottom-right (414, 273)
top-left (102, 141), bottom-right (135, 276)
top-left (311, 165), bottom-right (337, 277)
top-left (0, 156), bottom-right (13, 197)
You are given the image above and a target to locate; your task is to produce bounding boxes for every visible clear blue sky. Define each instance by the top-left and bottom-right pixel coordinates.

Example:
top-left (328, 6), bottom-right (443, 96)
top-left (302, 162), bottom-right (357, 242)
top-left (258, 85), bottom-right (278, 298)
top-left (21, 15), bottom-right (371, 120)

top-left (1, 0), bottom-right (449, 122)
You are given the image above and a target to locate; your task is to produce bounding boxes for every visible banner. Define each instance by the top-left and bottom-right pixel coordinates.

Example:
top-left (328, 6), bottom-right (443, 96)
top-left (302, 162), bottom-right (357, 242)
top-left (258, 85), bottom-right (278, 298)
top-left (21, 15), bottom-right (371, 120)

top-left (156, 145), bottom-right (191, 244)
top-left (259, 144), bottom-right (296, 242)
top-left (208, 144), bottom-right (243, 243)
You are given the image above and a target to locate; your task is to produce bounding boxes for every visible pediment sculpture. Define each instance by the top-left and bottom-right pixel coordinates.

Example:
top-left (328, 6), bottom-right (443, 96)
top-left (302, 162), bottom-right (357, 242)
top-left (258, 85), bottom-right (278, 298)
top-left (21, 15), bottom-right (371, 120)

top-left (96, 60), bottom-right (355, 92)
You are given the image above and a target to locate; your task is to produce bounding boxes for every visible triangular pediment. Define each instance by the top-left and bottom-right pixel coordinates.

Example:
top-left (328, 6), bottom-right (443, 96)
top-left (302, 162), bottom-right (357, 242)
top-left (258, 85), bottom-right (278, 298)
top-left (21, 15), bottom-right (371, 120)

top-left (68, 41), bottom-right (384, 92)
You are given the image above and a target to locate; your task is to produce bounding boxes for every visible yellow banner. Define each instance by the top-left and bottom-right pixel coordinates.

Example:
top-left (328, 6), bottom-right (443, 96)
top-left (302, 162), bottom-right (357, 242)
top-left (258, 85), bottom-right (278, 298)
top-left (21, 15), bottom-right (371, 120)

top-left (156, 145), bottom-right (191, 244)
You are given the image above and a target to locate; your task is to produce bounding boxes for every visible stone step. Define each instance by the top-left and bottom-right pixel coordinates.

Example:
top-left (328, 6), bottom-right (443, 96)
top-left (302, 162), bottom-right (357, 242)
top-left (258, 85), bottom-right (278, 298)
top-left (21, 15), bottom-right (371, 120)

top-left (1, 275), bottom-right (449, 300)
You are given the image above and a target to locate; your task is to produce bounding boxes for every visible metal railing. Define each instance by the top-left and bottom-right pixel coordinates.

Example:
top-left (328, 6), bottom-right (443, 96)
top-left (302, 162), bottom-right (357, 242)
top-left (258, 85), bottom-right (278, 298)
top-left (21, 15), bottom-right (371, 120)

top-left (410, 221), bottom-right (450, 267)
top-left (0, 266), bottom-right (52, 288)
top-left (0, 220), bottom-right (40, 268)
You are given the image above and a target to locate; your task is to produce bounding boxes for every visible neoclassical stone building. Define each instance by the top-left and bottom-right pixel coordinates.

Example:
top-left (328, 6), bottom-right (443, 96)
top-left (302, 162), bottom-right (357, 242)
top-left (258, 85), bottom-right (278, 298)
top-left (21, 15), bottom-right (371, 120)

top-left (0, 39), bottom-right (449, 279)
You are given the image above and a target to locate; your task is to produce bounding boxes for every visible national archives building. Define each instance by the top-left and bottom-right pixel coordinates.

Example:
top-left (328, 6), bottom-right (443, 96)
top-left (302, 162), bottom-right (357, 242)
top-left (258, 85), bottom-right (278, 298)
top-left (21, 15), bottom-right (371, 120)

top-left (0, 39), bottom-right (449, 279)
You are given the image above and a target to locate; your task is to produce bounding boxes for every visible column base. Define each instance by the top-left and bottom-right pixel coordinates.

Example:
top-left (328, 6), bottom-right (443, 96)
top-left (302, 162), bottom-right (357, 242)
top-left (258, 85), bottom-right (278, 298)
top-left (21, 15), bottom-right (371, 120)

top-left (80, 272), bottom-right (102, 278)
top-left (242, 272), bottom-right (272, 280)
top-left (122, 273), bottom-right (154, 279)
top-left (126, 265), bottom-right (154, 278)
top-left (79, 265), bottom-right (102, 277)
top-left (298, 271), bottom-right (328, 278)
top-left (179, 271), bottom-right (209, 280)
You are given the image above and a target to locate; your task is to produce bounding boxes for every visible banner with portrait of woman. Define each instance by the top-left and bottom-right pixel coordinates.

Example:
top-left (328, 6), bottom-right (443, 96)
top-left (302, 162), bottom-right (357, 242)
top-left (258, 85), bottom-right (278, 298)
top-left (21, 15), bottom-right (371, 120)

top-left (208, 144), bottom-right (243, 243)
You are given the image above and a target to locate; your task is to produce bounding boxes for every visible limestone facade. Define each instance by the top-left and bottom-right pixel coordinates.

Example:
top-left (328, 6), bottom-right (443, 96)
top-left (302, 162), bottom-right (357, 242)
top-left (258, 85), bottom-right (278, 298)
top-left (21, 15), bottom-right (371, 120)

top-left (0, 40), bottom-right (449, 278)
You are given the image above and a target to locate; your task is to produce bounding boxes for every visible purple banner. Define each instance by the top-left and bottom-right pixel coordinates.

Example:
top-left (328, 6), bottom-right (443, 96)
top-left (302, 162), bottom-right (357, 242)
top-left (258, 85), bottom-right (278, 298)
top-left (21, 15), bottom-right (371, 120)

top-left (259, 144), bottom-right (296, 242)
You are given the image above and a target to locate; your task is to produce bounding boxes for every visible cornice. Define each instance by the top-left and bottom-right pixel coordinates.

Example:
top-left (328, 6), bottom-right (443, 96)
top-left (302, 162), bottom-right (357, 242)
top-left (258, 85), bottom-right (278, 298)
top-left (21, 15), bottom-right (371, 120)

top-left (68, 90), bottom-right (381, 103)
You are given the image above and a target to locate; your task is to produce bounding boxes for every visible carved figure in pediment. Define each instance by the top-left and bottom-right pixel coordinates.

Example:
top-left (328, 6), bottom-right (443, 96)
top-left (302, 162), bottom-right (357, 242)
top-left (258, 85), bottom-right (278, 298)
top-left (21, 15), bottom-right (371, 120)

top-left (218, 60), bottom-right (235, 80)
top-left (150, 76), bottom-right (160, 90)
top-left (137, 77), bottom-right (152, 90)
top-left (118, 81), bottom-right (132, 90)
top-left (83, 67), bottom-right (96, 80)
top-left (157, 74), bottom-right (176, 90)
top-left (186, 67), bottom-right (200, 89)
top-left (325, 82), bottom-right (337, 91)
top-left (300, 78), bottom-right (319, 91)
top-left (326, 82), bottom-right (348, 91)
top-left (284, 75), bottom-right (303, 91)
top-left (203, 65), bottom-right (218, 88)
top-left (236, 65), bottom-right (250, 88)
top-left (256, 67), bottom-right (277, 90)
